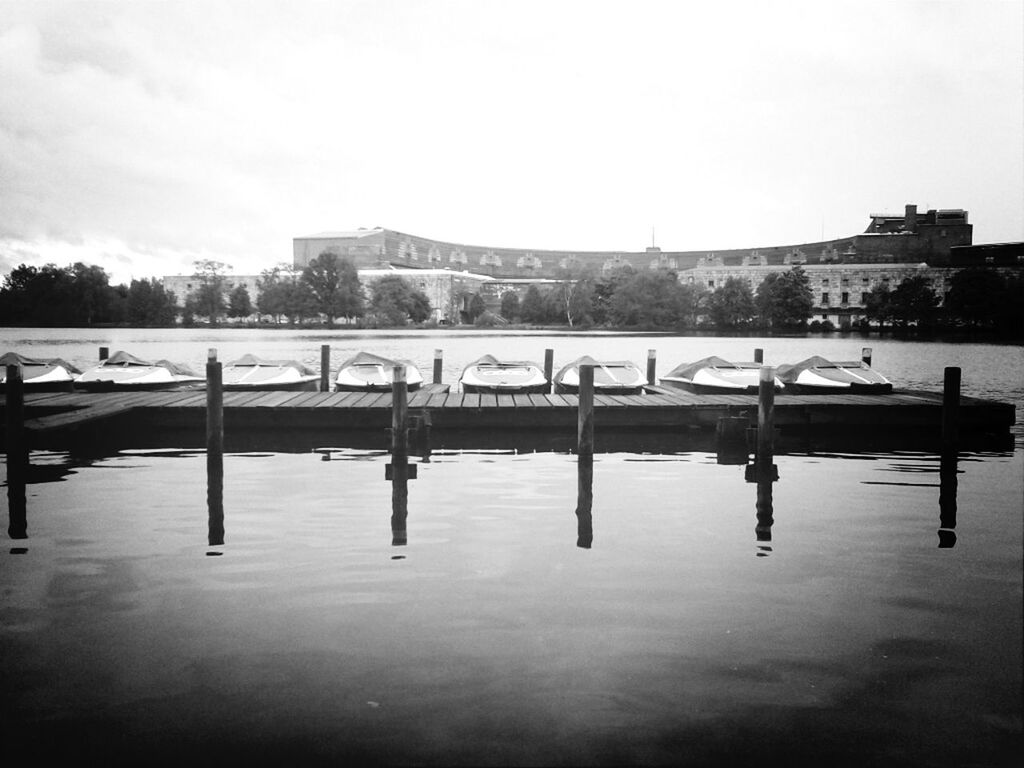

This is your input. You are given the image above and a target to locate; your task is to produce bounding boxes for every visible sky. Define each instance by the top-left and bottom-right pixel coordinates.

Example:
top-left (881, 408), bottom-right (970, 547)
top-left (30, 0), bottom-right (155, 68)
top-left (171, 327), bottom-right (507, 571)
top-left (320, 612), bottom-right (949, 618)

top-left (1, 0), bottom-right (1022, 285)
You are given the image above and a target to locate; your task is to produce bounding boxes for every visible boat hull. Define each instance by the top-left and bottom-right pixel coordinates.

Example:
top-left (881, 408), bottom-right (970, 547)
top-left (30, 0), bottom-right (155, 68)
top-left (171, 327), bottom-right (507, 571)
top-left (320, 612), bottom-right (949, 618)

top-left (777, 357), bottom-right (892, 395)
top-left (462, 381), bottom-right (550, 395)
top-left (224, 379), bottom-right (320, 392)
top-left (459, 358), bottom-right (549, 394)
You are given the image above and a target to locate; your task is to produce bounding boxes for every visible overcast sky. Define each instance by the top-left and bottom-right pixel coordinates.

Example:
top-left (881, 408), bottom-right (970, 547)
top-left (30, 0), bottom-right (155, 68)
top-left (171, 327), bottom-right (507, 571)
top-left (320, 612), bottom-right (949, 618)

top-left (1, 0), bottom-right (1021, 285)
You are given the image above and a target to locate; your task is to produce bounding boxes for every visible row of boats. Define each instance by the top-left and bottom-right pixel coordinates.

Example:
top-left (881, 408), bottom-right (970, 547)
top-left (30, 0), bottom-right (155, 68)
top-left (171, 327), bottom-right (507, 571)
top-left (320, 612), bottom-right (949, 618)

top-left (1, 350), bottom-right (893, 396)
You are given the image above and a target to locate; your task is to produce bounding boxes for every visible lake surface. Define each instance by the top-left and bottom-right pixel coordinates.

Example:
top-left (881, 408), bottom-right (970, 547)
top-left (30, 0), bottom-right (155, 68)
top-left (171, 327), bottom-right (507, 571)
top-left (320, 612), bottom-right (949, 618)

top-left (2, 329), bottom-right (1021, 765)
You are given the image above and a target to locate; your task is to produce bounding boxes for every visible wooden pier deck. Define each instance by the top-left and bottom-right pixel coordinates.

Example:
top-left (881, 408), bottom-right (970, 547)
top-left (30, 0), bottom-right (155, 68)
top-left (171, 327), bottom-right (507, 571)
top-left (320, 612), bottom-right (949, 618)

top-left (4, 383), bottom-right (1015, 444)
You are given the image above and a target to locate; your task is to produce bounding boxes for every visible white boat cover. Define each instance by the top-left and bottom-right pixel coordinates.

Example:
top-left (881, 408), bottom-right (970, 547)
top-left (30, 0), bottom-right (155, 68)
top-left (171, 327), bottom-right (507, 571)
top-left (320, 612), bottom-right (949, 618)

top-left (553, 355), bottom-right (645, 390)
top-left (335, 351), bottom-right (423, 389)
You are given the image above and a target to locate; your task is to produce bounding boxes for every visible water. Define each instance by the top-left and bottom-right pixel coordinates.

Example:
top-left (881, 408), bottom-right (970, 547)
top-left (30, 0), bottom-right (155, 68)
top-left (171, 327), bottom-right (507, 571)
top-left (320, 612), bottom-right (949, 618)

top-left (2, 329), bottom-right (1022, 765)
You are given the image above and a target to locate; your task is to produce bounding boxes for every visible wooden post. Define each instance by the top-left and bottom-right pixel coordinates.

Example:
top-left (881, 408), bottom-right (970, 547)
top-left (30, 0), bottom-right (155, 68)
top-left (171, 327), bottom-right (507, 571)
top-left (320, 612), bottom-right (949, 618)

top-left (646, 349), bottom-right (657, 385)
top-left (861, 347), bottom-right (873, 366)
top-left (756, 365), bottom-right (775, 479)
top-left (754, 348), bottom-right (764, 364)
top-left (390, 365), bottom-right (409, 545)
top-left (5, 364), bottom-right (27, 539)
top-left (942, 366), bottom-right (961, 452)
top-left (320, 344), bottom-right (330, 392)
top-left (576, 364), bottom-right (594, 549)
top-left (433, 349), bottom-right (443, 385)
top-left (577, 364), bottom-right (594, 460)
top-left (544, 349), bottom-right (554, 388)
top-left (99, 346), bottom-right (109, 361)
top-left (206, 349), bottom-right (224, 546)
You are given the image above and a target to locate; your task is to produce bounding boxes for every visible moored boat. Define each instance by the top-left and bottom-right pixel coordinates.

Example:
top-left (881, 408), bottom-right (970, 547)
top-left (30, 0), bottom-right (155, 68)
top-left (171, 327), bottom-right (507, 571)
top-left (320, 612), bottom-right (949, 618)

top-left (74, 350), bottom-right (204, 391)
top-left (335, 351), bottom-right (423, 392)
top-left (459, 355), bottom-right (549, 394)
top-left (553, 355), bottom-right (646, 395)
top-left (0, 351), bottom-right (81, 392)
top-left (775, 355), bottom-right (893, 394)
top-left (660, 356), bottom-right (783, 394)
top-left (222, 354), bottom-right (320, 391)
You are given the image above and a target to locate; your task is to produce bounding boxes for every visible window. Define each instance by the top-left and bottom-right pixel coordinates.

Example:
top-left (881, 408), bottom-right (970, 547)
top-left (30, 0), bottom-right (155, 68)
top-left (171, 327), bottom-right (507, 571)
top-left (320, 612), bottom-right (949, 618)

top-left (708, 280), bottom-right (715, 288)
top-left (821, 292), bottom-right (829, 306)
top-left (822, 278), bottom-right (830, 286)
top-left (841, 292), bottom-right (849, 304)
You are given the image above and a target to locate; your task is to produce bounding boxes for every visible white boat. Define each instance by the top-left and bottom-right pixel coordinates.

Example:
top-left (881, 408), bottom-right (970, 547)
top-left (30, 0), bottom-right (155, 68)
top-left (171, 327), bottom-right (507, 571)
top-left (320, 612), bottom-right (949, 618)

top-left (74, 350), bottom-right (205, 391)
top-left (335, 351), bottom-right (423, 392)
top-left (553, 355), bottom-right (646, 395)
top-left (222, 354), bottom-right (320, 391)
top-left (775, 356), bottom-right (893, 394)
top-left (660, 356), bottom-right (783, 394)
top-left (459, 355), bottom-right (549, 394)
top-left (0, 351), bottom-right (81, 392)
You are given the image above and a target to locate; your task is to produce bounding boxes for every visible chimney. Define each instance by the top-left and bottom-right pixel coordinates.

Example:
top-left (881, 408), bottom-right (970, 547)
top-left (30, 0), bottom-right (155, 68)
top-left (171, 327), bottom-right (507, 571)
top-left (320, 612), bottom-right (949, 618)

top-left (905, 204), bottom-right (918, 232)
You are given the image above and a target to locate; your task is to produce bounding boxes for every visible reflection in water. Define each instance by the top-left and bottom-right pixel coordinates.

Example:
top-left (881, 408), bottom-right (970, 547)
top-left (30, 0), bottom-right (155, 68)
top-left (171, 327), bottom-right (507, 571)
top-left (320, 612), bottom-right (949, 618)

top-left (207, 450), bottom-right (224, 547)
top-left (391, 469), bottom-right (408, 547)
top-left (938, 449), bottom-right (958, 548)
top-left (755, 475), bottom-right (774, 557)
top-left (576, 454), bottom-right (593, 549)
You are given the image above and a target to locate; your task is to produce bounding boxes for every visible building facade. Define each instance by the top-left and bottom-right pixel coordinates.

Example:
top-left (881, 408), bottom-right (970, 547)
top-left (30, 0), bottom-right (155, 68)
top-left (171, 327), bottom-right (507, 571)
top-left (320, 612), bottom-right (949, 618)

top-left (292, 205), bottom-right (974, 279)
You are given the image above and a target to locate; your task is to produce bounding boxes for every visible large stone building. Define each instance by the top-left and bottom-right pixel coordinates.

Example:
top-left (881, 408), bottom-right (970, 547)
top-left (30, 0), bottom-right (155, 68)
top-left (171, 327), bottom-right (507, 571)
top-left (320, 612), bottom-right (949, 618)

top-left (292, 204), bottom-right (974, 279)
top-left (162, 205), bottom-right (1021, 325)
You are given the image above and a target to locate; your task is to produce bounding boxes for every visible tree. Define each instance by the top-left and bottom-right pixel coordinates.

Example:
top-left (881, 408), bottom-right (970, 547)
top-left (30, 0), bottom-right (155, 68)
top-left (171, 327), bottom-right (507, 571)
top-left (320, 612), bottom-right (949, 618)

top-left (756, 266), bottom-right (813, 329)
top-left (257, 264), bottom-right (289, 324)
top-left (126, 278), bottom-right (178, 326)
top-left (706, 276), bottom-right (757, 328)
top-left (863, 283), bottom-right (894, 329)
top-left (187, 259), bottom-right (230, 326)
top-left (466, 293), bottom-right (486, 322)
top-left (890, 274), bottom-right (939, 328)
top-left (943, 268), bottom-right (1006, 328)
top-left (301, 252), bottom-right (365, 326)
top-left (367, 276), bottom-right (432, 326)
top-left (228, 284), bottom-right (254, 320)
top-left (607, 270), bottom-right (692, 328)
top-left (518, 285), bottom-right (547, 324)
top-left (499, 291), bottom-right (520, 321)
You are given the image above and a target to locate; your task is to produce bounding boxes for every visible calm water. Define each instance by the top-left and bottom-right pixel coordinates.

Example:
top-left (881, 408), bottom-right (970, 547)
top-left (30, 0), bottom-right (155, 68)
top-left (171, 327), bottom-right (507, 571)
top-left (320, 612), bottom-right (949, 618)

top-left (2, 329), bottom-right (1022, 765)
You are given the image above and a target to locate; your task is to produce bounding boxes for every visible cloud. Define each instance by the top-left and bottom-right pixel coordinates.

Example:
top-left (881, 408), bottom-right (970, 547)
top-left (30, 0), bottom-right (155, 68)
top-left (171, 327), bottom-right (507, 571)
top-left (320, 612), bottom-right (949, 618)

top-left (0, 0), bottom-right (1021, 287)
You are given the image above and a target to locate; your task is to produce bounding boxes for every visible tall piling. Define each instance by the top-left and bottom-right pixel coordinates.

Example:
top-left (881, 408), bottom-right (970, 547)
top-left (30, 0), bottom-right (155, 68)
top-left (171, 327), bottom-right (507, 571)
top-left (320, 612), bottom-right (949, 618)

top-left (320, 344), bottom-right (331, 392)
top-left (861, 347), bottom-right (873, 366)
top-left (942, 366), bottom-right (961, 452)
top-left (5, 364), bottom-right (27, 539)
top-left (390, 364), bottom-right (409, 545)
top-left (544, 349), bottom-right (554, 390)
top-left (99, 346), bottom-right (109, 361)
top-left (646, 349), bottom-right (657, 385)
top-left (754, 348), bottom-right (764, 364)
top-left (433, 349), bottom-right (443, 385)
top-left (756, 365), bottom-right (776, 479)
top-left (206, 349), bottom-right (224, 546)
top-left (576, 364), bottom-right (594, 548)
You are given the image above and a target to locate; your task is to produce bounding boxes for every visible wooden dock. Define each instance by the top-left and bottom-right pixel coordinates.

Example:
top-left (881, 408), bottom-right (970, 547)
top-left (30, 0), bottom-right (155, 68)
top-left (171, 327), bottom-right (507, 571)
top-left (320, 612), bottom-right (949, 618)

top-left (3, 383), bottom-right (1015, 447)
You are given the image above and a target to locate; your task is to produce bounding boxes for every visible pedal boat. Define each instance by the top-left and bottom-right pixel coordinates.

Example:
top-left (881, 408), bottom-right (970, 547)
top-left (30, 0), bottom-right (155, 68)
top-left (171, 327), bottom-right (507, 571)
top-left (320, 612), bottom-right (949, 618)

top-left (0, 351), bottom-right (81, 393)
top-left (222, 354), bottom-right (320, 391)
top-left (775, 355), bottom-right (893, 394)
top-left (553, 355), bottom-right (646, 395)
top-left (459, 355), bottom-right (549, 394)
top-left (659, 356), bottom-right (783, 394)
top-left (335, 351), bottom-right (423, 392)
top-left (74, 350), bottom-right (204, 391)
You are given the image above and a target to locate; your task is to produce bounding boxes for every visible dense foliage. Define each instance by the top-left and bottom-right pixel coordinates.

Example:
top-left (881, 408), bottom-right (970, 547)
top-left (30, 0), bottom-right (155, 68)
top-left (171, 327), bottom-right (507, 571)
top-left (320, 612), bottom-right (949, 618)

top-left (1, 256), bottom-right (1020, 337)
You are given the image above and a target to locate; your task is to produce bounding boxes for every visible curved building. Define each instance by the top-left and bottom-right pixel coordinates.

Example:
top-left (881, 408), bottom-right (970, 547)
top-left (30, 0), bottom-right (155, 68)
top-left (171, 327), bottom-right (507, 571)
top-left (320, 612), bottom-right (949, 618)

top-left (293, 205), bottom-right (972, 279)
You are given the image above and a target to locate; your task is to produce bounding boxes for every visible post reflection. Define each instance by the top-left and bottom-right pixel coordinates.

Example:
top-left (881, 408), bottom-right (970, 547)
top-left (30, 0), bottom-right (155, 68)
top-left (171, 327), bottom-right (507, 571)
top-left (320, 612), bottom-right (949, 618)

top-left (206, 450), bottom-right (224, 550)
top-left (391, 469), bottom-right (408, 546)
top-left (576, 453), bottom-right (593, 549)
top-left (938, 449), bottom-right (958, 548)
top-left (755, 475), bottom-right (774, 556)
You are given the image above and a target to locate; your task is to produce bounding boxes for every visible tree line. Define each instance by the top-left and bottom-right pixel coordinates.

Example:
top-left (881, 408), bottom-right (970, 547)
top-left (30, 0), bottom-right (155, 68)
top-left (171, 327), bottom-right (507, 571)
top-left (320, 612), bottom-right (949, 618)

top-left (1, 255), bottom-right (1021, 337)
